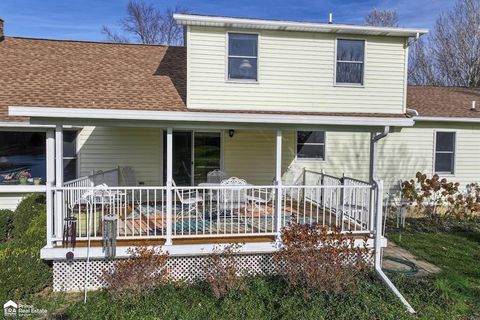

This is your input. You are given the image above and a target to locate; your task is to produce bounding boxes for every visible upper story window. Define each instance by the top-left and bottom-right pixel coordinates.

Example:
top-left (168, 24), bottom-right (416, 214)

top-left (336, 39), bottom-right (365, 85)
top-left (435, 131), bottom-right (455, 175)
top-left (228, 33), bottom-right (258, 81)
top-left (296, 131), bottom-right (325, 160)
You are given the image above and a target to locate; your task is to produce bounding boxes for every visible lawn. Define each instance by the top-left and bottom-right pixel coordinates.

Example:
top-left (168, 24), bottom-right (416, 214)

top-left (2, 195), bottom-right (479, 319)
top-left (20, 230), bottom-right (479, 320)
top-left (388, 230), bottom-right (480, 319)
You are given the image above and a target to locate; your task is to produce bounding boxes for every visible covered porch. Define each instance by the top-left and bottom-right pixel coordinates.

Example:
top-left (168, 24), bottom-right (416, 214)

top-left (8, 106), bottom-right (413, 258)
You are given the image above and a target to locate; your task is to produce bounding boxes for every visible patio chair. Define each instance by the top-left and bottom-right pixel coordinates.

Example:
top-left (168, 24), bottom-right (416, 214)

top-left (219, 177), bottom-right (248, 209)
top-left (247, 188), bottom-right (275, 213)
top-left (207, 169), bottom-right (226, 183)
top-left (172, 180), bottom-right (204, 215)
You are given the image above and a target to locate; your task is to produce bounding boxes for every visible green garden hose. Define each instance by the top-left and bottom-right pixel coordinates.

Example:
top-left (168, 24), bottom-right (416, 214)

top-left (383, 256), bottom-right (419, 276)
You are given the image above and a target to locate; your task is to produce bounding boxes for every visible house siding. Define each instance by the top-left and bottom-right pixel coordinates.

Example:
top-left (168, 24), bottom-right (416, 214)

top-left (0, 193), bottom-right (25, 210)
top-left (187, 26), bottom-right (407, 114)
top-left (77, 127), bottom-right (163, 186)
top-left (75, 124), bottom-right (480, 188)
top-left (378, 122), bottom-right (480, 187)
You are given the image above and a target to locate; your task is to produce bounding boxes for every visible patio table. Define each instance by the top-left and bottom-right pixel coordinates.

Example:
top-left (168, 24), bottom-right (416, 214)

top-left (197, 182), bottom-right (253, 206)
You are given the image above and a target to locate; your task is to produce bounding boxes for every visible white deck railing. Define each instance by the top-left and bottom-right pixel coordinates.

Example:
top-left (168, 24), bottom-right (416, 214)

top-left (62, 168), bottom-right (120, 213)
top-left (48, 182), bottom-right (375, 245)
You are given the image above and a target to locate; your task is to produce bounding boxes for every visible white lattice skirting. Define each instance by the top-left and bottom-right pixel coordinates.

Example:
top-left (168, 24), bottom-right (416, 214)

top-left (53, 252), bottom-right (374, 292)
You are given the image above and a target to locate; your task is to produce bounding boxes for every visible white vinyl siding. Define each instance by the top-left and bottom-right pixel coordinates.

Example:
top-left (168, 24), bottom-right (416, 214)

top-left (67, 123), bottom-right (480, 191)
top-left (0, 193), bottom-right (25, 210)
top-left (187, 26), bottom-right (407, 114)
top-left (77, 127), bottom-right (163, 186)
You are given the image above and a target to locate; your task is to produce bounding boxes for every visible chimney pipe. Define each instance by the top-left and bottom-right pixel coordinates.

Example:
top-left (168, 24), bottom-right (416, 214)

top-left (471, 101), bottom-right (477, 111)
top-left (0, 18), bottom-right (4, 41)
top-left (328, 13), bottom-right (333, 24)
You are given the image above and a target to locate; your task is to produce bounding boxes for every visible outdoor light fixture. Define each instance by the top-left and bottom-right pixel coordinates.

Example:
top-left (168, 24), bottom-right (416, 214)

top-left (229, 129), bottom-right (235, 138)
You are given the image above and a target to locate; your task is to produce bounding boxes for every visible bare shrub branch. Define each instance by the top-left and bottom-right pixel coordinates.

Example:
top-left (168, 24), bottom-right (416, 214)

top-left (274, 224), bottom-right (372, 295)
top-left (101, 246), bottom-right (170, 297)
top-left (203, 244), bottom-right (247, 298)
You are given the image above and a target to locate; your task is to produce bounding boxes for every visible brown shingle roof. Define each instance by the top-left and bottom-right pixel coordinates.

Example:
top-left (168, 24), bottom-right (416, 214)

top-left (0, 37), bottom-right (187, 122)
top-left (407, 86), bottom-right (480, 118)
top-left (2, 37), bottom-right (477, 124)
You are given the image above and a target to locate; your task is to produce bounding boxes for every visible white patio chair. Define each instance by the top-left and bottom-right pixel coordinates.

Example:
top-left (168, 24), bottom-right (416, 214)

top-left (207, 169), bottom-right (226, 184)
top-left (172, 180), bottom-right (204, 215)
top-left (219, 177), bottom-right (248, 209)
top-left (247, 188), bottom-right (275, 212)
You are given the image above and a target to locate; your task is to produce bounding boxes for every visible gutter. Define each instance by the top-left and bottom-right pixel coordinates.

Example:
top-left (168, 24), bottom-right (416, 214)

top-left (414, 116), bottom-right (480, 123)
top-left (173, 14), bottom-right (428, 38)
top-left (371, 126), bottom-right (416, 314)
top-left (9, 106), bottom-right (415, 127)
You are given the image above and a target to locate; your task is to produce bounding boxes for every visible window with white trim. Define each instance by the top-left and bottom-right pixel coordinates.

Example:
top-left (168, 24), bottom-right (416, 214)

top-left (63, 130), bottom-right (78, 181)
top-left (435, 131), bottom-right (455, 174)
top-left (336, 39), bottom-right (365, 85)
top-left (296, 131), bottom-right (325, 160)
top-left (228, 33), bottom-right (258, 81)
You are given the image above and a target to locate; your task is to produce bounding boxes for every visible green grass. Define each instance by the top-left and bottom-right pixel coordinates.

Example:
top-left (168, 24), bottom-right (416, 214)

top-left (3, 202), bottom-right (479, 319)
top-left (389, 231), bottom-right (480, 319)
top-left (30, 276), bottom-right (413, 320)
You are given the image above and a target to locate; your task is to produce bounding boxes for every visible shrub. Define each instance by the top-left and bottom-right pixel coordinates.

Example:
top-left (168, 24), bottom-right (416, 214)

top-left (101, 246), bottom-right (169, 297)
top-left (401, 172), bottom-right (480, 220)
top-left (203, 244), bottom-right (247, 298)
top-left (274, 223), bottom-right (372, 295)
top-left (0, 196), bottom-right (51, 301)
top-left (0, 209), bottom-right (14, 242)
top-left (12, 193), bottom-right (46, 239)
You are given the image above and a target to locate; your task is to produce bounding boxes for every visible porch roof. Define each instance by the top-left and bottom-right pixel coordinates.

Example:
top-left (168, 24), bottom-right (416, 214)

top-left (9, 106), bottom-right (414, 127)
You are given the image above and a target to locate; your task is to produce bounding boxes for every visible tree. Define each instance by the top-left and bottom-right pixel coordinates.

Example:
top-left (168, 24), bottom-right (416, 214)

top-left (364, 9), bottom-right (399, 27)
top-left (101, 0), bottom-right (188, 45)
top-left (408, 38), bottom-right (439, 86)
top-left (431, 0), bottom-right (480, 87)
top-left (409, 0), bottom-right (480, 87)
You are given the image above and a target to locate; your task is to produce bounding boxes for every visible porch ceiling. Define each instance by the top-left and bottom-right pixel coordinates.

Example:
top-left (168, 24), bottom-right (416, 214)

top-left (9, 106), bottom-right (414, 129)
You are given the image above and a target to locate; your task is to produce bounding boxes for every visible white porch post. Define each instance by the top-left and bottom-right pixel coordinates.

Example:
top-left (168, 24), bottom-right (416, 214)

top-left (165, 128), bottom-right (173, 246)
top-left (45, 129), bottom-right (55, 247)
top-left (275, 129), bottom-right (282, 243)
top-left (54, 125), bottom-right (64, 242)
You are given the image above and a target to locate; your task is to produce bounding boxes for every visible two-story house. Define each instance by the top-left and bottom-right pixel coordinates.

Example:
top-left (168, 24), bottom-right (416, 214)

top-left (0, 14), bottom-right (479, 299)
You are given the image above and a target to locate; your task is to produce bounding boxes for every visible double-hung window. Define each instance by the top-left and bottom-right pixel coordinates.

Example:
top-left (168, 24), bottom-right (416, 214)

top-left (227, 33), bottom-right (258, 81)
top-left (296, 131), bottom-right (325, 160)
top-left (336, 39), bottom-right (365, 85)
top-left (435, 131), bottom-right (455, 174)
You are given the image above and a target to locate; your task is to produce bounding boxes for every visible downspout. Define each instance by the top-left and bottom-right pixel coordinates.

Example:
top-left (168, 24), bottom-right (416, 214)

top-left (371, 126), bottom-right (416, 314)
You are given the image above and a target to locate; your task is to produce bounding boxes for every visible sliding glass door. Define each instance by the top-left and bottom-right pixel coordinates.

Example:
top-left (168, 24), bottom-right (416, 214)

top-left (164, 131), bottom-right (221, 186)
top-left (193, 132), bottom-right (221, 185)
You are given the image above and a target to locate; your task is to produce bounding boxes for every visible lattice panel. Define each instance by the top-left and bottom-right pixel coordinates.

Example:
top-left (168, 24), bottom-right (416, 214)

top-left (53, 250), bottom-right (374, 292)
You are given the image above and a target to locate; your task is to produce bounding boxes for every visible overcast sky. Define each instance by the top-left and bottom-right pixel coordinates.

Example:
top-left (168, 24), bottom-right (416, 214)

top-left (0, 0), bottom-right (454, 41)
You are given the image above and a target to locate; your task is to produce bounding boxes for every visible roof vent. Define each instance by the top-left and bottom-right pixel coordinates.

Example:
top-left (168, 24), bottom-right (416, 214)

top-left (328, 13), bottom-right (333, 24)
top-left (471, 101), bottom-right (477, 111)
